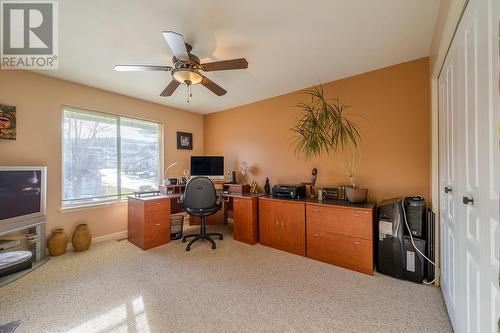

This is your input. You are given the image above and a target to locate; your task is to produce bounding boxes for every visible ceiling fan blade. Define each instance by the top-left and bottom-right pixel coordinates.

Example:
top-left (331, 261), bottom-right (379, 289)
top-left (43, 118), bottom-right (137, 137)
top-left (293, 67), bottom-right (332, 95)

top-left (201, 58), bottom-right (248, 72)
top-left (201, 76), bottom-right (227, 96)
top-left (162, 31), bottom-right (190, 62)
top-left (160, 80), bottom-right (181, 97)
top-left (114, 65), bottom-right (171, 72)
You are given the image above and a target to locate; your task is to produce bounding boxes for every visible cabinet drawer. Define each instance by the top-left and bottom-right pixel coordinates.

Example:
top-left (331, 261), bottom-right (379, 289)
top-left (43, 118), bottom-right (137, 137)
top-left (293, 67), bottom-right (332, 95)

top-left (306, 204), bottom-right (372, 240)
top-left (145, 199), bottom-right (170, 221)
top-left (144, 219), bottom-right (170, 249)
top-left (331, 234), bottom-right (373, 275)
top-left (307, 223), bottom-right (373, 275)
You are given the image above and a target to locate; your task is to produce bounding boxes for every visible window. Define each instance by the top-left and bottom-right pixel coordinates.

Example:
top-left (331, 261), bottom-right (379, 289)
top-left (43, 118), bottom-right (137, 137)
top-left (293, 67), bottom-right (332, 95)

top-left (62, 107), bottom-right (162, 207)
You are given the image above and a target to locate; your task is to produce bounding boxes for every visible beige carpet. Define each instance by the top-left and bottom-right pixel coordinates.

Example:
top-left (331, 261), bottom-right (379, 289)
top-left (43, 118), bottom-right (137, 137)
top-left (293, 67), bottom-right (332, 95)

top-left (0, 225), bottom-right (452, 333)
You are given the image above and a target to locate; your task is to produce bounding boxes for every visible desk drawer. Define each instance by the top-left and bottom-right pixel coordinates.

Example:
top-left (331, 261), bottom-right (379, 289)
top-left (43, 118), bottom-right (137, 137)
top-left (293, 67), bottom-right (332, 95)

top-left (145, 199), bottom-right (170, 221)
top-left (307, 223), bottom-right (373, 275)
top-left (306, 204), bottom-right (372, 240)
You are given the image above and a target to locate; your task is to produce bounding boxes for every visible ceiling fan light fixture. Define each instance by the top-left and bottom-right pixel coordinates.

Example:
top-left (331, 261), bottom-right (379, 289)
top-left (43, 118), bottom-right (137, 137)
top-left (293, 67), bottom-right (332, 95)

top-left (172, 68), bottom-right (202, 85)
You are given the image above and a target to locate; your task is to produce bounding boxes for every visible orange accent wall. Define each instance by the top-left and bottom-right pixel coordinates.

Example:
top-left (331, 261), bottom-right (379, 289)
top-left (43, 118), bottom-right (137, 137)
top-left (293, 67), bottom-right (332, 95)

top-left (0, 70), bottom-right (203, 238)
top-left (204, 58), bottom-right (431, 203)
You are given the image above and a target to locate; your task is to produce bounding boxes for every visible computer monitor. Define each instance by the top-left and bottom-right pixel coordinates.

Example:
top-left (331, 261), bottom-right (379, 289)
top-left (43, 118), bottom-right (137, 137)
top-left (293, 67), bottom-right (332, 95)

top-left (190, 156), bottom-right (224, 180)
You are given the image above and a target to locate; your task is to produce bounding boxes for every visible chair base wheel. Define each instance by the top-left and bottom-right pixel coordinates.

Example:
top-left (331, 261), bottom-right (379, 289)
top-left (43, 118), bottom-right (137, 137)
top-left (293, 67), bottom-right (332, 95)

top-left (182, 239), bottom-right (186, 243)
top-left (186, 247), bottom-right (191, 251)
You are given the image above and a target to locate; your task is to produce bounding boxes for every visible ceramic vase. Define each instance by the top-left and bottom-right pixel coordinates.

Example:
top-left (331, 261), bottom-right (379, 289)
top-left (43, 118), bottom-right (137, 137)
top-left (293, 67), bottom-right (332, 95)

top-left (346, 187), bottom-right (368, 203)
top-left (47, 228), bottom-right (68, 256)
top-left (72, 224), bottom-right (92, 252)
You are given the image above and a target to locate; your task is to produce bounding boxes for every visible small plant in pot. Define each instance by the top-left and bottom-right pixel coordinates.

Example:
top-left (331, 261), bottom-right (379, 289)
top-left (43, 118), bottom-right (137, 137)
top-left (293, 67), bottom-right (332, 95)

top-left (290, 85), bottom-right (367, 203)
top-left (339, 145), bottom-right (368, 203)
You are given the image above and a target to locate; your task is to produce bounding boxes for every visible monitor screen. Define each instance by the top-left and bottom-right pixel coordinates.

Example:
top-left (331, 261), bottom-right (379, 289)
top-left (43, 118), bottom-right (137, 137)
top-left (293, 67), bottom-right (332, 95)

top-left (0, 170), bottom-right (42, 221)
top-left (190, 156), bottom-right (224, 177)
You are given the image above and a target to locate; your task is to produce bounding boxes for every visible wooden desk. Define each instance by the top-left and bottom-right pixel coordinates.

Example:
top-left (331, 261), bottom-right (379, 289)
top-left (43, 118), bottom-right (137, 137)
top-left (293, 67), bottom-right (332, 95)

top-left (188, 192), bottom-right (264, 246)
top-left (159, 184), bottom-right (185, 213)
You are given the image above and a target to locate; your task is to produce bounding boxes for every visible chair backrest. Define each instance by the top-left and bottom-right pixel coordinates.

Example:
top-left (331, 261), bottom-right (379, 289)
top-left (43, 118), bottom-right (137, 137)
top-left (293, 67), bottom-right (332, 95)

top-left (182, 177), bottom-right (217, 210)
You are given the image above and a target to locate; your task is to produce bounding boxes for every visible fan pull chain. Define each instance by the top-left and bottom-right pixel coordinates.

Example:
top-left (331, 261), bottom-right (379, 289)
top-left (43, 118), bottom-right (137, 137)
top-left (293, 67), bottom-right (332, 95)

top-left (186, 83), bottom-right (193, 103)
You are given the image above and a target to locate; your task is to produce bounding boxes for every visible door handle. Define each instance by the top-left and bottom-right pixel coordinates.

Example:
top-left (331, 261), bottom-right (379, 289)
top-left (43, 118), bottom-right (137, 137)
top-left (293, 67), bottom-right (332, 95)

top-left (280, 221), bottom-right (284, 227)
top-left (276, 221), bottom-right (279, 226)
top-left (444, 186), bottom-right (452, 193)
top-left (462, 196), bottom-right (474, 205)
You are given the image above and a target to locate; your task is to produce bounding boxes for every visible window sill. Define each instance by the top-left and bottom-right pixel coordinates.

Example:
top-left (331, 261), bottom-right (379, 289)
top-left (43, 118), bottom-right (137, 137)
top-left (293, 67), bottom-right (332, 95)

top-left (59, 200), bottom-right (127, 213)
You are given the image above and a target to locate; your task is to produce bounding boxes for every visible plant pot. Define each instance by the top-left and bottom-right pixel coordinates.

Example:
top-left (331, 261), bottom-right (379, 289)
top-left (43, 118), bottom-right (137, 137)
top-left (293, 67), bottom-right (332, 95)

top-left (346, 187), bottom-right (368, 203)
top-left (47, 228), bottom-right (68, 256)
top-left (72, 224), bottom-right (92, 252)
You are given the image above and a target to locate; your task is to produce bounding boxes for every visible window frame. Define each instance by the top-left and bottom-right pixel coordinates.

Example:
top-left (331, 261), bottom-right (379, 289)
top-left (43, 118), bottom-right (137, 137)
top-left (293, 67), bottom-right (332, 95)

top-left (61, 105), bottom-right (164, 209)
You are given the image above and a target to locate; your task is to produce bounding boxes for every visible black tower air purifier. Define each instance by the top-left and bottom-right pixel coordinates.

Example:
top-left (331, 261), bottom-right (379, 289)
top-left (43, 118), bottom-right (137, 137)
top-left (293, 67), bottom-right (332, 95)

top-left (426, 208), bottom-right (435, 282)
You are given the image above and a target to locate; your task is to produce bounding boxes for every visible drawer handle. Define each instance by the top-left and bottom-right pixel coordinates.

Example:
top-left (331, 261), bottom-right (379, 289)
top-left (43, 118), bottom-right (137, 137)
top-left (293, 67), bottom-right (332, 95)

top-left (156, 223), bottom-right (161, 226)
top-left (313, 208), bottom-right (319, 212)
top-left (313, 233), bottom-right (319, 237)
top-left (235, 200), bottom-right (239, 203)
top-left (353, 213), bottom-right (360, 217)
top-left (353, 241), bottom-right (360, 245)
top-left (156, 202), bottom-right (161, 205)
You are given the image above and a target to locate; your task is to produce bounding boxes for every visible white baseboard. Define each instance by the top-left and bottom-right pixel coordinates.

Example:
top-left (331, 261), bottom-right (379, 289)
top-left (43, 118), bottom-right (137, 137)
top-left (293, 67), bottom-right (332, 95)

top-left (65, 230), bottom-right (128, 250)
top-left (92, 230), bottom-right (128, 244)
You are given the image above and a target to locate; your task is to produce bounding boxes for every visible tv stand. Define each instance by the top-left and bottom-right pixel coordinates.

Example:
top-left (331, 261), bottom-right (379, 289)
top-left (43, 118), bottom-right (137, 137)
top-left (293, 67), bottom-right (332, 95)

top-left (0, 220), bottom-right (47, 287)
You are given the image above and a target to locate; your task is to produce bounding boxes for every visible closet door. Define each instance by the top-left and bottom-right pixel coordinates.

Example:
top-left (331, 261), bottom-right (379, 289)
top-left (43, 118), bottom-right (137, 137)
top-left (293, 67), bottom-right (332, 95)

top-left (439, 40), bottom-right (461, 328)
top-left (438, 0), bottom-right (500, 331)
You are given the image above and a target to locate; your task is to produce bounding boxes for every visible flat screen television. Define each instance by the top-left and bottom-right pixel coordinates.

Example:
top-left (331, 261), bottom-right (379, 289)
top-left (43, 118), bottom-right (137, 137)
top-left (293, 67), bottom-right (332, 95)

top-left (190, 156), bottom-right (224, 180)
top-left (0, 166), bottom-right (47, 228)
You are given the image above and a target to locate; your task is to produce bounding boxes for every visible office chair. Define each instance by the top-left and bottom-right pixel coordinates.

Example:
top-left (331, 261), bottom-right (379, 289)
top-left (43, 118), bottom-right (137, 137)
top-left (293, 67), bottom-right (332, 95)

top-left (181, 177), bottom-right (224, 251)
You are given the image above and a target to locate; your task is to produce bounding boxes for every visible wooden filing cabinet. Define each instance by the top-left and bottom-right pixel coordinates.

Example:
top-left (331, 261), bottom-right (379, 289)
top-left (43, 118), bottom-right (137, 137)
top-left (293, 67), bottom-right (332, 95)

top-left (306, 203), bottom-right (374, 275)
top-left (232, 196), bottom-right (259, 245)
top-left (259, 198), bottom-right (305, 256)
top-left (128, 196), bottom-right (171, 250)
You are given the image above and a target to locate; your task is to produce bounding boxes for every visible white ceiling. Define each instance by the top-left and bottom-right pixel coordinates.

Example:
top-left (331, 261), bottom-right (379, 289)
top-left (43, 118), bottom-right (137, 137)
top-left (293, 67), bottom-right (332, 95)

top-left (37, 0), bottom-right (439, 114)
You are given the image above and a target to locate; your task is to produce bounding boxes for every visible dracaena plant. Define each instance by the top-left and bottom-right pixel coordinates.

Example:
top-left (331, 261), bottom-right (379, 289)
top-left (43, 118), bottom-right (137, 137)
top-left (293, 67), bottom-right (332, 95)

top-left (290, 85), bottom-right (362, 187)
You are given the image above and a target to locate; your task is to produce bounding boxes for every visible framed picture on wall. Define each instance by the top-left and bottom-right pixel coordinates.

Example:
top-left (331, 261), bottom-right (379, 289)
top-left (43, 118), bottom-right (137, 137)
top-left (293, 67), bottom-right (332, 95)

top-left (177, 131), bottom-right (193, 150)
top-left (0, 104), bottom-right (16, 140)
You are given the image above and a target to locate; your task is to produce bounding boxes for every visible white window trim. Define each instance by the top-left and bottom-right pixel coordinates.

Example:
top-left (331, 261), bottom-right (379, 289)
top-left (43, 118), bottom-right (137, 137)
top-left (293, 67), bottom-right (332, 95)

top-left (61, 105), bottom-right (164, 210)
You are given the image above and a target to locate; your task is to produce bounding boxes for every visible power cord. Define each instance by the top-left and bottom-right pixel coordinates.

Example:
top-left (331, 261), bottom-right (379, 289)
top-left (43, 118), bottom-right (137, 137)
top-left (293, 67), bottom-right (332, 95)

top-left (401, 197), bottom-right (438, 285)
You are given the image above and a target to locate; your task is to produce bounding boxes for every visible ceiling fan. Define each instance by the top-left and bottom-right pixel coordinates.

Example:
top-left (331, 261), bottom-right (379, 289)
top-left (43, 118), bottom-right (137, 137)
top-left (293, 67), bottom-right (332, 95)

top-left (114, 31), bottom-right (248, 101)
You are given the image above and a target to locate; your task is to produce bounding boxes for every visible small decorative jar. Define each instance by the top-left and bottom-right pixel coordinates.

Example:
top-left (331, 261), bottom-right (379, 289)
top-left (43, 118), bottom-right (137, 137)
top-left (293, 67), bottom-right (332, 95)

top-left (72, 224), bottom-right (92, 252)
top-left (47, 228), bottom-right (68, 256)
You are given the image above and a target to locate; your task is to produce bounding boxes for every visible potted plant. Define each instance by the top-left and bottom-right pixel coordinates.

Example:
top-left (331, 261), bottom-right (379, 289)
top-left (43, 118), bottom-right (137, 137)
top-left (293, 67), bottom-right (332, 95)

top-left (290, 85), bottom-right (367, 203)
top-left (338, 144), bottom-right (368, 203)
